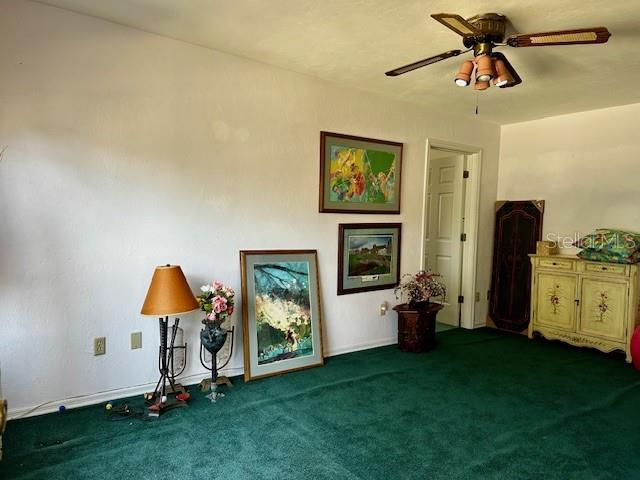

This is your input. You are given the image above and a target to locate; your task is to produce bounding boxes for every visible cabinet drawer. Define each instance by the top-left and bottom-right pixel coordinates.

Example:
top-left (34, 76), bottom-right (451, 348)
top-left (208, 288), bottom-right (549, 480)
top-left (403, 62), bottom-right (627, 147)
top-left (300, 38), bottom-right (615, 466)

top-left (583, 262), bottom-right (629, 277)
top-left (537, 258), bottom-right (575, 271)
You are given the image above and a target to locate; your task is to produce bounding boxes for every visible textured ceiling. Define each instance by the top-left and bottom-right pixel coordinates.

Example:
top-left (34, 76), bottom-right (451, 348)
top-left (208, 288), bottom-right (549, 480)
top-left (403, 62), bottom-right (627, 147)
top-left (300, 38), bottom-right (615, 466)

top-left (36, 0), bottom-right (640, 124)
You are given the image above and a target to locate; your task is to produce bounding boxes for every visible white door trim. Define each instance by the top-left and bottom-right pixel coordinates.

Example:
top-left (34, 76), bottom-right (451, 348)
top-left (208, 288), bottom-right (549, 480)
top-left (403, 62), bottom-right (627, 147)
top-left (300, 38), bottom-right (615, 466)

top-left (421, 139), bottom-right (483, 330)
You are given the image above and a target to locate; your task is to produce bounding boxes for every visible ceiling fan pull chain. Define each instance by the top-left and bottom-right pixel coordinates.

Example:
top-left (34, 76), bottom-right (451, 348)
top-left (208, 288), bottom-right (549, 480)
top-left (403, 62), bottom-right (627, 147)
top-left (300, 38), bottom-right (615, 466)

top-left (475, 92), bottom-right (479, 115)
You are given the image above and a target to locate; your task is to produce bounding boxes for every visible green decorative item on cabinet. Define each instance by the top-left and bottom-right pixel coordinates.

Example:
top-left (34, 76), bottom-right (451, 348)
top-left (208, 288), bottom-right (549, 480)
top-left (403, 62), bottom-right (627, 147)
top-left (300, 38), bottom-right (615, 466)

top-left (574, 229), bottom-right (640, 257)
top-left (577, 248), bottom-right (640, 264)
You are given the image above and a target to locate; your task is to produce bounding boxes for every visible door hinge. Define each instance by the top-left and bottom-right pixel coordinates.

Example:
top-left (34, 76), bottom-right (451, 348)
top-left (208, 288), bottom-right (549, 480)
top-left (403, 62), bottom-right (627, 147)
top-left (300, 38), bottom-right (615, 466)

top-left (460, 233), bottom-right (467, 242)
top-left (458, 295), bottom-right (464, 304)
top-left (463, 170), bottom-right (470, 179)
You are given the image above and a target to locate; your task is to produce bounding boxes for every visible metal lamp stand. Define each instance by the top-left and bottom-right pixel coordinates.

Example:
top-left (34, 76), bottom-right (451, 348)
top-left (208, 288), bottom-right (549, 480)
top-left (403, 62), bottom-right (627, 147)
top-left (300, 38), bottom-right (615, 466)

top-left (145, 316), bottom-right (189, 415)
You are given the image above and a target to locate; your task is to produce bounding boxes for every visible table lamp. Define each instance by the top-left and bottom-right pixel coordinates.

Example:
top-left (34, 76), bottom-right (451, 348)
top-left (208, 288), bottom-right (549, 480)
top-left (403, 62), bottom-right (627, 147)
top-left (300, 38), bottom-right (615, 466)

top-left (141, 264), bottom-right (199, 414)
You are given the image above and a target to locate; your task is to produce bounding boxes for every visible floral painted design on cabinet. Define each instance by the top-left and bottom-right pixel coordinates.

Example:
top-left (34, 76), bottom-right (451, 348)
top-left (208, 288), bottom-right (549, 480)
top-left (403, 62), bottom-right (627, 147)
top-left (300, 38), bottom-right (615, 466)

top-left (535, 272), bottom-right (576, 330)
top-left (595, 291), bottom-right (610, 323)
top-left (547, 283), bottom-right (563, 315)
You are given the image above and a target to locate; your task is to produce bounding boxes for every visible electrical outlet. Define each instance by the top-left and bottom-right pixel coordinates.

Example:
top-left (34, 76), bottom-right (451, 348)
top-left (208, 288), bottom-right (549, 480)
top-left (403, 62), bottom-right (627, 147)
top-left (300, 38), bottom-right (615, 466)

top-left (94, 337), bottom-right (106, 356)
top-left (131, 331), bottom-right (142, 350)
top-left (475, 291), bottom-right (480, 302)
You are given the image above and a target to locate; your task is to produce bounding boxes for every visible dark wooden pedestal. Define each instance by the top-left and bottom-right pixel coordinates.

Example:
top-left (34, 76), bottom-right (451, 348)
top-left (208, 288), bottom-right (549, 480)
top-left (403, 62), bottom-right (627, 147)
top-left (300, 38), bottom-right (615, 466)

top-left (393, 303), bottom-right (444, 352)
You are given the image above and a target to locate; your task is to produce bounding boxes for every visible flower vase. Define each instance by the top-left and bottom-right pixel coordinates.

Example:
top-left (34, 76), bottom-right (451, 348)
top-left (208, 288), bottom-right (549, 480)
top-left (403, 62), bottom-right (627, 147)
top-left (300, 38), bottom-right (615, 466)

top-left (409, 299), bottom-right (430, 311)
top-left (200, 320), bottom-right (228, 402)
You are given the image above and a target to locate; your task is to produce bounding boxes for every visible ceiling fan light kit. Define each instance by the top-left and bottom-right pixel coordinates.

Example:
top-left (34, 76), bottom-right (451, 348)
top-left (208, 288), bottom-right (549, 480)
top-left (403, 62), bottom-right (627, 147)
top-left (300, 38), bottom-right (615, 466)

top-left (454, 60), bottom-right (474, 87)
top-left (475, 55), bottom-right (494, 82)
top-left (386, 12), bottom-right (612, 92)
top-left (492, 58), bottom-right (511, 87)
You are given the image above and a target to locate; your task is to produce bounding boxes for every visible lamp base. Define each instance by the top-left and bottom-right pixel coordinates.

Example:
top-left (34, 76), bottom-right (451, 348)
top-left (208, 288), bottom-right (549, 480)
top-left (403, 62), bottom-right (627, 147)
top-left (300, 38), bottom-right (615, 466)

top-left (144, 383), bottom-right (190, 416)
top-left (146, 394), bottom-right (189, 417)
top-left (144, 382), bottom-right (188, 401)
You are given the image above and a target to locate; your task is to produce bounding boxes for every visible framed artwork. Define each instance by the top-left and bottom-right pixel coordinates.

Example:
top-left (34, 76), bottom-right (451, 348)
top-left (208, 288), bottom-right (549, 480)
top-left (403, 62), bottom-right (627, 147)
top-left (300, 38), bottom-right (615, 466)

top-left (319, 131), bottom-right (403, 214)
top-left (240, 250), bottom-right (324, 381)
top-left (337, 223), bottom-right (402, 295)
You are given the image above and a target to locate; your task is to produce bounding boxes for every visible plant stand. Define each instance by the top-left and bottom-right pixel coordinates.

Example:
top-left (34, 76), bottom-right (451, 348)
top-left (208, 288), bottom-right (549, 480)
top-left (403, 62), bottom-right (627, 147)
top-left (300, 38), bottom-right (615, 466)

top-left (393, 303), bottom-right (444, 352)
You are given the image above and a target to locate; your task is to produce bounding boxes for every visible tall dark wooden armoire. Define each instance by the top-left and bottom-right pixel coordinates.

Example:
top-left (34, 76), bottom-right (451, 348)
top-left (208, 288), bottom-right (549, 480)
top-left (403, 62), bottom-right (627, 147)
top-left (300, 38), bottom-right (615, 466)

top-left (489, 200), bottom-right (544, 333)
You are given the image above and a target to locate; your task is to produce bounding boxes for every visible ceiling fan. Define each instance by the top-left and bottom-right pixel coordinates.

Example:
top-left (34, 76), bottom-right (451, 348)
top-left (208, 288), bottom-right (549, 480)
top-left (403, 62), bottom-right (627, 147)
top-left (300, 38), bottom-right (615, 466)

top-left (385, 13), bottom-right (611, 90)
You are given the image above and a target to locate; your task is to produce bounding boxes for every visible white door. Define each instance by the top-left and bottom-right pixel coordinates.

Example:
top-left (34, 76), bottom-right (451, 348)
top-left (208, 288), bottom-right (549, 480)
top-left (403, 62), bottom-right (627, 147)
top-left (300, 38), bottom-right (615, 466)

top-left (424, 153), bottom-right (466, 326)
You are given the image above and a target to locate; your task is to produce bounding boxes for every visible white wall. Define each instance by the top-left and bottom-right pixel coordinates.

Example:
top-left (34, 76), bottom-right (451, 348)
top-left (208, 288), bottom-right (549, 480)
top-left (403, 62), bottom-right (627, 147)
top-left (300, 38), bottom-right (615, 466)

top-left (498, 103), bottom-right (640, 252)
top-left (0, 0), bottom-right (500, 415)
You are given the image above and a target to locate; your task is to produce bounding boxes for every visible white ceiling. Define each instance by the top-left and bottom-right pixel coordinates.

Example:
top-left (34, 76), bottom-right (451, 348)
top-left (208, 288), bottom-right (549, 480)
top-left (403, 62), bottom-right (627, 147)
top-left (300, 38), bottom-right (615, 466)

top-left (36, 0), bottom-right (640, 124)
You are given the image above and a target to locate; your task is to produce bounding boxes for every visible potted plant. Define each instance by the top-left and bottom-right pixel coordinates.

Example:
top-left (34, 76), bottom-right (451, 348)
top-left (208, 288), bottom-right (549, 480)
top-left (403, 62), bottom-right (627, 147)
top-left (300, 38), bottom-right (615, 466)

top-left (393, 270), bottom-right (446, 352)
top-left (394, 270), bottom-right (446, 309)
top-left (197, 281), bottom-right (235, 402)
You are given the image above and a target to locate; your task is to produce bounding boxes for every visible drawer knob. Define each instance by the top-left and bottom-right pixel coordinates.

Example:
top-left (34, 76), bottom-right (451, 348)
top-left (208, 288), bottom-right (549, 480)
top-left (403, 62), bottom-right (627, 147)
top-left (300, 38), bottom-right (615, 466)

top-left (552, 262), bottom-right (558, 266)
top-left (602, 267), bottom-right (608, 270)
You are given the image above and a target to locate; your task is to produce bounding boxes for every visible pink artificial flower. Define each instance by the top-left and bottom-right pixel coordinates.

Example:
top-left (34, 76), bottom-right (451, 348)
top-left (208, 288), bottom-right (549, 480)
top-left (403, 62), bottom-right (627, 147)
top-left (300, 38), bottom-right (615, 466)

top-left (212, 281), bottom-right (224, 291)
top-left (206, 312), bottom-right (217, 321)
top-left (212, 295), bottom-right (228, 313)
top-left (227, 306), bottom-right (234, 316)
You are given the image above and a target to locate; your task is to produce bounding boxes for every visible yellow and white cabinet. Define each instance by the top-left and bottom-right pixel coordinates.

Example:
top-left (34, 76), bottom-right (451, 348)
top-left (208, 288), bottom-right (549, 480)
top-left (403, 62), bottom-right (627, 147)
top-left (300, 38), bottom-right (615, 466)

top-left (529, 255), bottom-right (640, 362)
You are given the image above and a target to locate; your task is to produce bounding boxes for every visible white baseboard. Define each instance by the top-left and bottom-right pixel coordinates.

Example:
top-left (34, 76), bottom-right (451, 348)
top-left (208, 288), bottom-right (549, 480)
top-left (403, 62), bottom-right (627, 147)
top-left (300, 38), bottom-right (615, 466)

top-left (324, 337), bottom-right (396, 357)
top-left (8, 339), bottom-right (398, 420)
top-left (7, 367), bottom-right (242, 420)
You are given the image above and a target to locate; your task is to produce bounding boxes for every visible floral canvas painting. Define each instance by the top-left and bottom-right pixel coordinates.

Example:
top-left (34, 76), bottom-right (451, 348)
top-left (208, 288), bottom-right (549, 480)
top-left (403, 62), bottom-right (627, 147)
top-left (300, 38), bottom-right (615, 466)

top-left (241, 250), bottom-right (324, 381)
top-left (320, 132), bottom-right (403, 214)
top-left (329, 146), bottom-right (396, 205)
top-left (253, 261), bottom-right (314, 365)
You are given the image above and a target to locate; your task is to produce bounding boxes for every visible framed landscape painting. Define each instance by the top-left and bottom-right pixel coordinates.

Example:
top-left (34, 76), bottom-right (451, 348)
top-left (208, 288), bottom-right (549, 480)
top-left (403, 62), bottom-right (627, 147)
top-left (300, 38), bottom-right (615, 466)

top-left (338, 223), bottom-right (402, 295)
top-left (319, 131), bottom-right (403, 214)
top-left (240, 250), bottom-right (324, 381)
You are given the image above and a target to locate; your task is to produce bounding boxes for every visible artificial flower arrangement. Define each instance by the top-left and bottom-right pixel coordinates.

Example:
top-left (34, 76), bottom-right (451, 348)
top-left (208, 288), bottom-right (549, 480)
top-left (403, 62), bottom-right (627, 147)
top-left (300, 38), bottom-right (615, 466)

top-left (197, 281), bottom-right (235, 324)
top-left (394, 270), bottom-right (446, 307)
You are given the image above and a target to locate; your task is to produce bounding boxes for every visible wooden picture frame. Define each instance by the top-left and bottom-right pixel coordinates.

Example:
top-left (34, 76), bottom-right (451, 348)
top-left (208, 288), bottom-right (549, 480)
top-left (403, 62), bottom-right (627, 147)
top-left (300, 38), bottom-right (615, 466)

top-left (240, 250), bottom-right (324, 381)
top-left (319, 131), bottom-right (403, 214)
top-left (337, 223), bottom-right (402, 295)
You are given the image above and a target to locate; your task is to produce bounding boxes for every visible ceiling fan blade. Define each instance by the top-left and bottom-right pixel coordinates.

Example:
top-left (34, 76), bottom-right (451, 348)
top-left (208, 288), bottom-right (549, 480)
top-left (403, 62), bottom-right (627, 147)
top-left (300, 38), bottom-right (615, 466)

top-left (430, 13), bottom-right (481, 37)
top-left (385, 50), bottom-right (463, 77)
top-left (491, 52), bottom-right (522, 88)
top-left (506, 27), bottom-right (611, 47)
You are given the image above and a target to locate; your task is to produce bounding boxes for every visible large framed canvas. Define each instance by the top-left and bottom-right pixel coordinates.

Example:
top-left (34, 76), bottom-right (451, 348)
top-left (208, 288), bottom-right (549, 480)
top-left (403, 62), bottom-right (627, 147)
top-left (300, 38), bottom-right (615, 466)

top-left (240, 250), bottom-right (324, 381)
top-left (319, 131), bottom-right (403, 214)
top-left (337, 223), bottom-right (402, 295)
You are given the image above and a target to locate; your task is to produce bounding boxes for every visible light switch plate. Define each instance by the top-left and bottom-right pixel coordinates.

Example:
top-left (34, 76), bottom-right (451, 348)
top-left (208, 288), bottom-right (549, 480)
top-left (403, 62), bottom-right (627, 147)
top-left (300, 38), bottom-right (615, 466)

top-left (94, 337), bottom-right (106, 356)
top-left (131, 331), bottom-right (142, 350)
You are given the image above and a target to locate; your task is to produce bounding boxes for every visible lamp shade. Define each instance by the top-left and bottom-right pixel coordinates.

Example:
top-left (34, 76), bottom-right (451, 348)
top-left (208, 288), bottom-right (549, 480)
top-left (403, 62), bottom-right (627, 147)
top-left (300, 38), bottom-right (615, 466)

top-left (141, 265), bottom-right (199, 316)
top-left (475, 54), bottom-right (494, 82)
top-left (493, 58), bottom-right (513, 87)
top-left (454, 60), bottom-right (474, 87)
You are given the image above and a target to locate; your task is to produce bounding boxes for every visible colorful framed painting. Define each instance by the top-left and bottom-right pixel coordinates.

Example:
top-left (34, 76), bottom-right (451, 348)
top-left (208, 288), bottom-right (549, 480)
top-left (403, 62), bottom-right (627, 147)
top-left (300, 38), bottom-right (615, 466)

top-left (337, 223), bottom-right (402, 295)
top-left (240, 250), bottom-right (324, 381)
top-left (319, 131), bottom-right (403, 214)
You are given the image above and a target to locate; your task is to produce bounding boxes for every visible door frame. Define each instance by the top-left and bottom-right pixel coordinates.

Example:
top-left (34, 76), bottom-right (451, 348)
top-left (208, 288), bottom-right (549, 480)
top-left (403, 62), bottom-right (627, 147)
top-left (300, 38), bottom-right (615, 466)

top-left (421, 139), bottom-right (482, 330)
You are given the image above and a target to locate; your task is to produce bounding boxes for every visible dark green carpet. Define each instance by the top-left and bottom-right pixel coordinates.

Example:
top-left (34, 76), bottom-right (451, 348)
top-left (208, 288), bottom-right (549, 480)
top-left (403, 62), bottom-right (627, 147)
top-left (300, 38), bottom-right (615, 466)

top-left (3, 328), bottom-right (640, 480)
